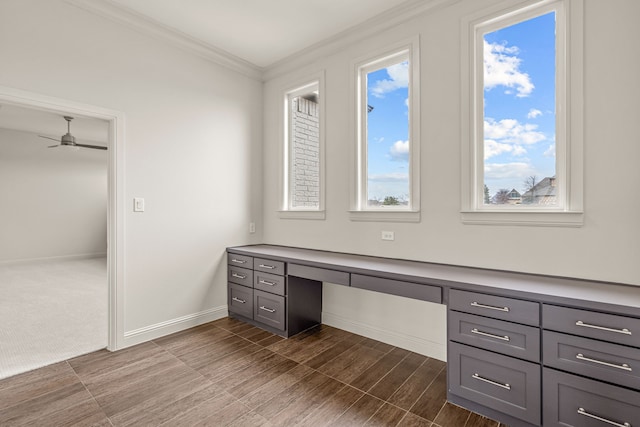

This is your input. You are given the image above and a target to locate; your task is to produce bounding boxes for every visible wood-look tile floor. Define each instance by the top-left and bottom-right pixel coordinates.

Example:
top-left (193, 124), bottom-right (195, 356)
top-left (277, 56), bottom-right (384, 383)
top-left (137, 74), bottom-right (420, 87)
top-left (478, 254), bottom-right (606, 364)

top-left (0, 318), bottom-right (505, 426)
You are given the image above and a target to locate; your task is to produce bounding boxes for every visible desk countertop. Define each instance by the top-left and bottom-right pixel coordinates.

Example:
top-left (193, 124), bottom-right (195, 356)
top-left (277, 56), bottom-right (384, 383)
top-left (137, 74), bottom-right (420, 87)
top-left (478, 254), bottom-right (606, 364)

top-left (228, 244), bottom-right (640, 317)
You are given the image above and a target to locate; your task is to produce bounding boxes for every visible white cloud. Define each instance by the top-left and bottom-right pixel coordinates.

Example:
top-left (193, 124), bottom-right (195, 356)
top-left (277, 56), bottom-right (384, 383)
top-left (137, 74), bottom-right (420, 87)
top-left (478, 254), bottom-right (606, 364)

top-left (388, 140), bottom-right (409, 162)
top-left (527, 108), bottom-right (542, 119)
top-left (484, 139), bottom-right (527, 160)
top-left (543, 143), bottom-right (555, 157)
top-left (368, 172), bottom-right (409, 182)
top-left (484, 40), bottom-right (534, 97)
top-left (370, 61), bottom-right (409, 98)
top-left (485, 118), bottom-right (545, 145)
top-left (485, 162), bottom-right (536, 180)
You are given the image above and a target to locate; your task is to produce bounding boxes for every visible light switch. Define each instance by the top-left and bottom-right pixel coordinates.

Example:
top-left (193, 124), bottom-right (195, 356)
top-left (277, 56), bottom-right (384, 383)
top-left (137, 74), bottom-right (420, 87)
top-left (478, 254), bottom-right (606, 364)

top-left (134, 197), bottom-right (145, 212)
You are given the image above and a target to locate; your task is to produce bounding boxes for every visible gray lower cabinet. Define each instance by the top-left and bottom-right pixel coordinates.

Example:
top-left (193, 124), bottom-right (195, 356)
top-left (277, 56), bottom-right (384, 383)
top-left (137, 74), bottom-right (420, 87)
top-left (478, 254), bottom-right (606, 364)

top-left (227, 252), bottom-right (322, 337)
top-left (448, 289), bottom-right (541, 427)
top-left (543, 368), bottom-right (640, 427)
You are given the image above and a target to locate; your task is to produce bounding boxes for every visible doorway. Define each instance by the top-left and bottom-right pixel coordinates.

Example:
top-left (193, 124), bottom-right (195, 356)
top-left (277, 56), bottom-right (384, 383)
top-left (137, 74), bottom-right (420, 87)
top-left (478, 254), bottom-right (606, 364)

top-left (0, 85), bottom-right (123, 378)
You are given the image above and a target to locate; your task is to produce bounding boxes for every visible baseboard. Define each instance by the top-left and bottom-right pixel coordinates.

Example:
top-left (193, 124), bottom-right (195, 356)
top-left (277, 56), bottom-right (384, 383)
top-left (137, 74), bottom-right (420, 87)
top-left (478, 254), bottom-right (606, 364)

top-left (0, 252), bottom-right (108, 265)
top-left (122, 305), bottom-right (228, 348)
top-left (322, 311), bottom-right (446, 361)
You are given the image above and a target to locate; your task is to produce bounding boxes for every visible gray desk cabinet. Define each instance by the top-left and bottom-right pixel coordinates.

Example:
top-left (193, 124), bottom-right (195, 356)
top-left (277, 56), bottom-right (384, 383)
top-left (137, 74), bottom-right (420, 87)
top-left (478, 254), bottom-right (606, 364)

top-left (226, 244), bottom-right (640, 426)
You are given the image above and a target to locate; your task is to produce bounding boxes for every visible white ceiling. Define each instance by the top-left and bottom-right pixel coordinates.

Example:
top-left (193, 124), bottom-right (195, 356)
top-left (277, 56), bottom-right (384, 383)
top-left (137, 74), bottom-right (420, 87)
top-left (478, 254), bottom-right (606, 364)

top-left (107, 0), bottom-right (410, 68)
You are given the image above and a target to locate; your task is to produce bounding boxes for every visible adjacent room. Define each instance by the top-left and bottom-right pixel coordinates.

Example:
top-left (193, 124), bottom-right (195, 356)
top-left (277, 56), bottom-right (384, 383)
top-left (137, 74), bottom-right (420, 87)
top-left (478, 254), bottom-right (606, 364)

top-left (0, 0), bottom-right (638, 426)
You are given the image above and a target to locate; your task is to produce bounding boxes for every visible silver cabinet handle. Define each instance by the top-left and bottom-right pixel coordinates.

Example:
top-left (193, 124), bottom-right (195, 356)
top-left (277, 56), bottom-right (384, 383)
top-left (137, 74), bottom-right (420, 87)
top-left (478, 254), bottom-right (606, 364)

top-left (471, 328), bottom-right (510, 341)
top-left (576, 353), bottom-right (632, 371)
top-left (230, 259), bottom-right (246, 264)
top-left (259, 279), bottom-right (276, 286)
top-left (578, 408), bottom-right (631, 427)
top-left (259, 264), bottom-right (276, 270)
top-left (471, 373), bottom-right (511, 390)
top-left (575, 320), bottom-right (632, 335)
top-left (232, 297), bottom-right (246, 304)
top-left (259, 306), bottom-right (276, 313)
top-left (231, 273), bottom-right (247, 279)
top-left (470, 301), bottom-right (510, 312)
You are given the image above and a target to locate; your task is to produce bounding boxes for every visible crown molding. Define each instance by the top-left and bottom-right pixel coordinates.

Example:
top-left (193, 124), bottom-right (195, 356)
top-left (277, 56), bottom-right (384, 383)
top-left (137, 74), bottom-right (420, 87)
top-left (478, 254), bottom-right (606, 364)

top-left (64, 0), bottom-right (263, 81)
top-left (262, 0), bottom-right (461, 81)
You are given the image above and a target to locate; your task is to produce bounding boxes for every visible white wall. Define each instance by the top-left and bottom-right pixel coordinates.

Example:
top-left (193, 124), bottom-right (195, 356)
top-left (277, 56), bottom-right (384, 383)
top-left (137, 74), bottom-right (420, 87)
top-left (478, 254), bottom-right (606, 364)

top-left (0, 0), bottom-right (263, 339)
top-left (0, 128), bottom-right (107, 262)
top-left (262, 0), bottom-right (640, 359)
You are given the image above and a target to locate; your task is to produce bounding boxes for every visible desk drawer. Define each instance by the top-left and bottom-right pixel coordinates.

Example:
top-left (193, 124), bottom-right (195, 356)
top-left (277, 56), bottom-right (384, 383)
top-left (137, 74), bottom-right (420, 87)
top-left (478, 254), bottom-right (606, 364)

top-left (543, 304), bottom-right (640, 348)
top-left (351, 274), bottom-right (441, 303)
top-left (228, 253), bottom-right (253, 269)
top-left (449, 311), bottom-right (540, 362)
top-left (449, 289), bottom-right (540, 326)
top-left (449, 342), bottom-right (540, 425)
top-left (288, 264), bottom-right (350, 286)
top-left (228, 283), bottom-right (253, 318)
top-left (543, 330), bottom-right (640, 391)
top-left (254, 271), bottom-right (286, 296)
top-left (543, 368), bottom-right (640, 427)
top-left (254, 258), bottom-right (285, 276)
top-left (228, 266), bottom-right (253, 287)
top-left (254, 289), bottom-right (285, 331)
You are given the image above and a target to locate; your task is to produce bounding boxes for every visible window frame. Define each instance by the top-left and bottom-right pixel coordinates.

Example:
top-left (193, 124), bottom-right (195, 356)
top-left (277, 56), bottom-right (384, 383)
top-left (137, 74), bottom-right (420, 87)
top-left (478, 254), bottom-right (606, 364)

top-left (279, 72), bottom-right (326, 220)
top-left (350, 36), bottom-right (421, 223)
top-left (460, 0), bottom-right (584, 226)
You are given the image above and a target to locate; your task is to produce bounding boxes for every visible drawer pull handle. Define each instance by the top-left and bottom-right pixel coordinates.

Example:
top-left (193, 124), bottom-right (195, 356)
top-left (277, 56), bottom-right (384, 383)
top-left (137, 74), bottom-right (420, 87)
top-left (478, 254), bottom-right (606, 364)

top-left (575, 320), bottom-right (632, 335)
top-left (232, 297), bottom-right (246, 304)
top-left (259, 264), bottom-right (277, 270)
top-left (259, 279), bottom-right (277, 286)
top-left (471, 373), bottom-right (511, 390)
top-left (578, 408), bottom-right (631, 427)
top-left (576, 353), bottom-right (632, 371)
top-left (259, 306), bottom-right (276, 313)
top-left (470, 301), bottom-right (510, 312)
top-left (231, 273), bottom-right (247, 280)
top-left (471, 328), bottom-right (510, 341)
top-left (230, 259), bottom-right (247, 264)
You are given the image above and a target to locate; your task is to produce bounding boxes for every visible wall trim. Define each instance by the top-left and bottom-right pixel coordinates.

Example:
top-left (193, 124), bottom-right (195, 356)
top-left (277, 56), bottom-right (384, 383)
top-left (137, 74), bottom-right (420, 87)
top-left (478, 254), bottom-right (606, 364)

top-left (263, 0), bottom-right (461, 81)
top-left (123, 306), bottom-right (228, 348)
top-left (64, 0), bottom-right (262, 81)
top-left (322, 311), bottom-right (446, 361)
top-left (0, 252), bottom-right (107, 265)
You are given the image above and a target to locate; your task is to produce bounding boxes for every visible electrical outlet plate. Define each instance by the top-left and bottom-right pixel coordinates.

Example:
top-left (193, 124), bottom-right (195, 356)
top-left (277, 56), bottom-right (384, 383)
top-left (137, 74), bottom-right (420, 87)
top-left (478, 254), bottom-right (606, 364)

top-left (381, 231), bottom-right (394, 241)
top-left (249, 222), bottom-right (256, 233)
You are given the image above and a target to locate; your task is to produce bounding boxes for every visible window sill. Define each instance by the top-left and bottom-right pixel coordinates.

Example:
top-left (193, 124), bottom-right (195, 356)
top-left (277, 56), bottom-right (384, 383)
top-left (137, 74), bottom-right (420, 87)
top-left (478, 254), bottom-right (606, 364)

top-left (278, 210), bottom-right (326, 220)
top-left (349, 210), bottom-right (420, 223)
top-left (461, 210), bottom-right (584, 227)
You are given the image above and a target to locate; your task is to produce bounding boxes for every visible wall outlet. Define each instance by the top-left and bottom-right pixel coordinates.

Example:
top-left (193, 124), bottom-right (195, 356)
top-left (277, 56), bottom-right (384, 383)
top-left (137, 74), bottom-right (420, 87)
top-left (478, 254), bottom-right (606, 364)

top-left (133, 197), bottom-right (145, 212)
top-left (249, 222), bottom-right (256, 233)
top-left (381, 231), bottom-right (395, 241)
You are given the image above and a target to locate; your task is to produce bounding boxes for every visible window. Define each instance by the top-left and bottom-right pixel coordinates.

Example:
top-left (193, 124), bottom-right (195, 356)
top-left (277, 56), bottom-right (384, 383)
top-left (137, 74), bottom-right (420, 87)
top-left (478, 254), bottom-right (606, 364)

top-left (281, 75), bottom-right (325, 219)
top-left (461, 0), bottom-right (583, 226)
top-left (351, 38), bottom-right (420, 222)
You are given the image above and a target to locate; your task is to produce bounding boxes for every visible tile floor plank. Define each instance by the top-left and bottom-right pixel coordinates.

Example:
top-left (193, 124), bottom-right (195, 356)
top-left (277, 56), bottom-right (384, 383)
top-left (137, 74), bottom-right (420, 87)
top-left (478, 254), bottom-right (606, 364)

top-left (0, 318), bottom-right (499, 427)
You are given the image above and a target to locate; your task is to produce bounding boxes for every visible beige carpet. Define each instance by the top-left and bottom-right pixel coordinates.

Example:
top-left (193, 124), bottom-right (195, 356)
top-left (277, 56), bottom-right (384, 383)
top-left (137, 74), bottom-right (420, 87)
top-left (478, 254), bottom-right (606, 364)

top-left (0, 256), bottom-right (107, 379)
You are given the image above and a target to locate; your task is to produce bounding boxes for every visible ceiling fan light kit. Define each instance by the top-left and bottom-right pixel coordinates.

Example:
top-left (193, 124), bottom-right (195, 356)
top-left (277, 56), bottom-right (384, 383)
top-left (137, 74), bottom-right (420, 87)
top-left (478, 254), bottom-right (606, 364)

top-left (39, 116), bottom-right (107, 150)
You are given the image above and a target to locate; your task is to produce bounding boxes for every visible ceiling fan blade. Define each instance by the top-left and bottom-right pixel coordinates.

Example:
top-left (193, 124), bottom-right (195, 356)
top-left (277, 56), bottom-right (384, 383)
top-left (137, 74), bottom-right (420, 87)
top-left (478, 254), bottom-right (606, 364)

top-left (48, 144), bottom-right (60, 148)
top-left (75, 143), bottom-right (108, 150)
top-left (39, 135), bottom-right (60, 142)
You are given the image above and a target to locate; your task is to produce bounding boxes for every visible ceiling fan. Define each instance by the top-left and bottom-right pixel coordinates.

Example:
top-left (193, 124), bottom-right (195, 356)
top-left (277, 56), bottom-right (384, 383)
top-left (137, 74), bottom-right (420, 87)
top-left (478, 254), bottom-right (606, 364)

top-left (39, 116), bottom-right (107, 150)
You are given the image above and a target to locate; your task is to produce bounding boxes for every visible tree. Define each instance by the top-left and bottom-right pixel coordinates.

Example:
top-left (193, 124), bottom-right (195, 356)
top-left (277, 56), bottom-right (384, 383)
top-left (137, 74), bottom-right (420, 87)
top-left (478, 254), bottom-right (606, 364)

top-left (484, 184), bottom-right (491, 205)
top-left (522, 175), bottom-right (538, 204)
top-left (382, 196), bottom-right (400, 205)
top-left (494, 189), bottom-right (510, 204)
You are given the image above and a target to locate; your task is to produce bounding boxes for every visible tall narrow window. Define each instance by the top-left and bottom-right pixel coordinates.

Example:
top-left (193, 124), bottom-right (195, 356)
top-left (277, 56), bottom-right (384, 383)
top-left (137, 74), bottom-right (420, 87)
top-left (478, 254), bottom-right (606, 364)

top-left (353, 39), bottom-right (420, 221)
top-left (282, 79), bottom-right (324, 217)
top-left (461, 0), bottom-right (583, 225)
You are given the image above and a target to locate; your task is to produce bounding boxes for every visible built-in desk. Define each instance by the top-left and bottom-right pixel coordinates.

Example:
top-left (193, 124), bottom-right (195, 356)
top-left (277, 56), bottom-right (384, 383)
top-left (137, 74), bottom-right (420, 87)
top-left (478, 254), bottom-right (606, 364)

top-left (227, 244), bottom-right (640, 427)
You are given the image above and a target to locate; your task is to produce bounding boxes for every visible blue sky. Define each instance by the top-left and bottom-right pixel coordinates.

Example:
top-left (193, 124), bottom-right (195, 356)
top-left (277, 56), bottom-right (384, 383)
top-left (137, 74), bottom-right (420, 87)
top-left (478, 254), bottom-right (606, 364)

top-left (483, 12), bottom-right (557, 199)
top-left (366, 61), bottom-right (410, 202)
